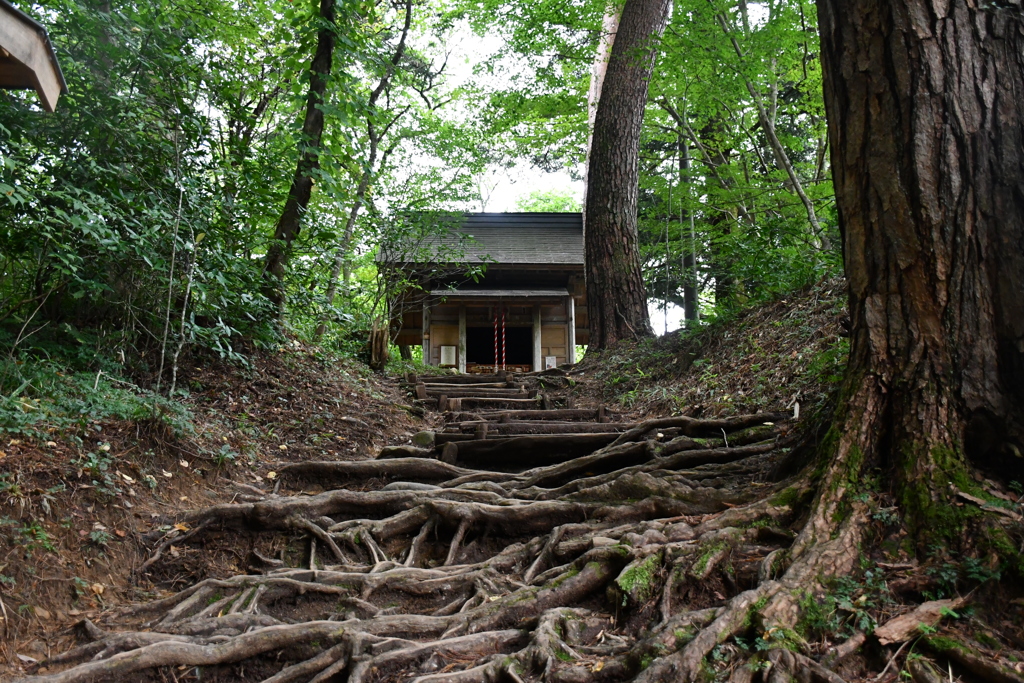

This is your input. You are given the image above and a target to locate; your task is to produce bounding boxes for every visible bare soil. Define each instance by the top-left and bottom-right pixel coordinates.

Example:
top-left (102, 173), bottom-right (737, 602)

top-left (2, 282), bottom-right (1022, 683)
top-left (0, 344), bottom-right (424, 673)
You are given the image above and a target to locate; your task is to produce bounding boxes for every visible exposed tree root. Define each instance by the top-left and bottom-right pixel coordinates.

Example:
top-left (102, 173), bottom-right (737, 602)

top-left (920, 637), bottom-right (1024, 683)
top-left (17, 398), bottom-right (1022, 683)
top-left (763, 649), bottom-right (850, 683)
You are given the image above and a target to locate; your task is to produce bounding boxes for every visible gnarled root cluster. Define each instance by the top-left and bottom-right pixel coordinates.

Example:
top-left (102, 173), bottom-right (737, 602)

top-left (13, 405), bottom-right (930, 683)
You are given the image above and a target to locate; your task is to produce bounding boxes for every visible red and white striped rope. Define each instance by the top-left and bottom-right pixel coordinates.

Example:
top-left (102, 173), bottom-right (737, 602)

top-left (493, 307), bottom-right (499, 373)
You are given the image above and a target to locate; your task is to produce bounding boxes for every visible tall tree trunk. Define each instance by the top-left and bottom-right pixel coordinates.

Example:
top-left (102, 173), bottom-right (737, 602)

top-left (262, 0), bottom-right (336, 313)
top-left (679, 136), bottom-right (699, 324)
top-left (584, 0), bottom-right (668, 349)
top-left (314, 166), bottom-right (372, 339)
top-left (817, 0), bottom-right (1024, 543)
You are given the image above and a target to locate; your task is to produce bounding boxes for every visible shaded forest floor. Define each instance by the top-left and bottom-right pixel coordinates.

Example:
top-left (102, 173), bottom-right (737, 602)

top-left (2, 279), bottom-right (1023, 683)
top-left (0, 346), bottom-right (425, 673)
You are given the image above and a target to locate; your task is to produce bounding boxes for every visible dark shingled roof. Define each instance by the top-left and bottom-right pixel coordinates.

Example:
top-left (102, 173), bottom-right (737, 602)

top-left (430, 288), bottom-right (571, 298)
top-left (455, 213), bottom-right (583, 265)
top-left (380, 212), bottom-right (584, 266)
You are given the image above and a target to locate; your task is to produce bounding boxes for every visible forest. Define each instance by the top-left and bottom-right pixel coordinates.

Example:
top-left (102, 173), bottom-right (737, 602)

top-left (0, 0), bottom-right (834, 358)
top-left (1, 0), bottom-right (1023, 681)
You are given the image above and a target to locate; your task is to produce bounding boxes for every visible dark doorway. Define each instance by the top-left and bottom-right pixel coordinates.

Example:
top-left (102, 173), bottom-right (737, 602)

top-left (466, 326), bottom-right (532, 365)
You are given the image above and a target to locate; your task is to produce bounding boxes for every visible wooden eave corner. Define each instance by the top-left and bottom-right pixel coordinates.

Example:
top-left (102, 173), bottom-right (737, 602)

top-left (0, 0), bottom-right (67, 112)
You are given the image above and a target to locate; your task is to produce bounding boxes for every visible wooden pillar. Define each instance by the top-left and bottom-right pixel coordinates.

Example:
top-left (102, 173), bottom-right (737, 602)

top-left (532, 304), bottom-right (542, 372)
top-left (422, 300), bottom-right (431, 366)
top-left (458, 305), bottom-right (467, 374)
top-left (566, 295), bottom-right (577, 364)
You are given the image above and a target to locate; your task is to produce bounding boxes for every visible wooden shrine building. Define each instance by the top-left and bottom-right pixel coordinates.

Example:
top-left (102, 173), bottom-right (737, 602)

top-left (0, 0), bottom-right (66, 112)
top-left (381, 212), bottom-right (589, 373)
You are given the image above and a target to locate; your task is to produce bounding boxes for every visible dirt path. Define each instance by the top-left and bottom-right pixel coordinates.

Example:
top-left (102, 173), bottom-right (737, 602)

top-left (13, 369), bottom-right (804, 683)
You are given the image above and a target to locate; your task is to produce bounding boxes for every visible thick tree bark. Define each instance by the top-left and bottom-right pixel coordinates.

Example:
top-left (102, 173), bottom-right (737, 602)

top-left (262, 0), bottom-right (336, 313)
top-left (583, 0), bottom-right (668, 349)
top-left (818, 0), bottom-right (1024, 537)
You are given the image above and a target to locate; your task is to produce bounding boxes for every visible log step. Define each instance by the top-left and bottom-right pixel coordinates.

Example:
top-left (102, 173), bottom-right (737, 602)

top-left (412, 373), bottom-right (513, 384)
top-left (420, 382), bottom-right (512, 389)
top-left (423, 388), bottom-right (528, 399)
top-left (434, 430), bottom-right (627, 444)
top-left (447, 421), bottom-right (630, 435)
top-left (445, 397), bottom-right (542, 409)
top-left (445, 408), bottom-right (621, 422)
top-left (446, 433), bottom-right (620, 466)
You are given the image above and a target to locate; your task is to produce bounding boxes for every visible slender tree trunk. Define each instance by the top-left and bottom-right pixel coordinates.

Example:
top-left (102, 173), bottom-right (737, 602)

top-left (584, 0), bottom-right (668, 349)
top-left (679, 136), bottom-right (698, 324)
top-left (715, 11), bottom-right (831, 252)
top-left (690, 120), bottom-right (740, 307)
top-left (339, 0), bottom-right (412, 286)
top-left (313, 0), bottom-right (412, 340)
top-left (584, 0), bottom-right (621, 185)
top-left (708, 214), bottom-right (734, 307)
top-left (262, 0), bottom-right (336, 313)
top-left (818, 0), bottom-right (1024, 542)
top-left (315, 167), bottom-right (372, 339)
top-left (588, 4), bottom-right (620, 130)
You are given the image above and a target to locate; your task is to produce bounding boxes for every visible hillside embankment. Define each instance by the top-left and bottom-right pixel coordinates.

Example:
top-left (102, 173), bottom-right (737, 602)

top-left (2, 279), bottom-right (1022, 683)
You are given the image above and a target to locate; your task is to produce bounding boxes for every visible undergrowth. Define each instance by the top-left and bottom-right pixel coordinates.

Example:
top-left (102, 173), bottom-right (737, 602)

top-left (0, 356), bottom-right (190, 438)
top-left (579, 278), bottom-right (849, 417)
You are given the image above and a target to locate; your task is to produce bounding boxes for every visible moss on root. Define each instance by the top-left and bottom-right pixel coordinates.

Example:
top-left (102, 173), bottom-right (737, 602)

top-left (922, 635), bottom-right (972, 655)
top-left (981, 526), bottom-right (1024, 578)
top-left (742, 594), bottom-right (772, 633)
top-left (616, 554), bottom-right (662, 605)
top-left (896, 443), bottom-right (976, 547)
top-left (549, 567), bottom-right (580, 589)
top-left (769, 486), bottom-right (803, 508)
top-left (692, 541), bottom-right (728, 576)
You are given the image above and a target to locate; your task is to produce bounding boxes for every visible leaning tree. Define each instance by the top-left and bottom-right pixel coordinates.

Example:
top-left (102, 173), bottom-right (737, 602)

top-left (262, 0), bottom-right (337, 313)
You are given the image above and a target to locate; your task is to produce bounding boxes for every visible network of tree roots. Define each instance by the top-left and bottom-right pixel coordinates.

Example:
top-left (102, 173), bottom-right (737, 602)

top-left (11, 372), bottom-right (1021, 683)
